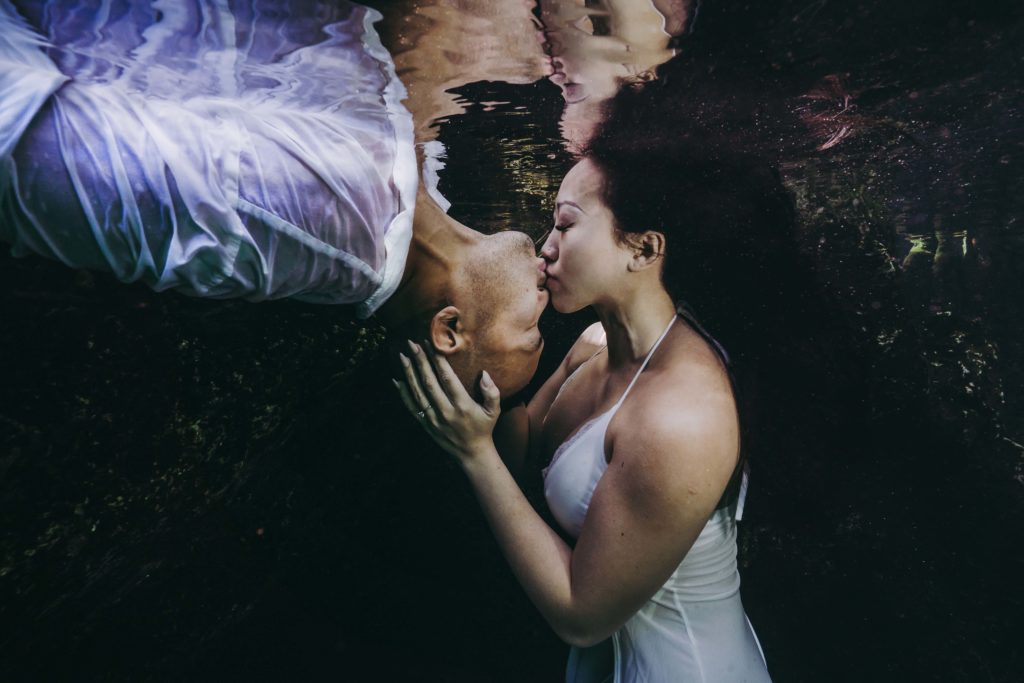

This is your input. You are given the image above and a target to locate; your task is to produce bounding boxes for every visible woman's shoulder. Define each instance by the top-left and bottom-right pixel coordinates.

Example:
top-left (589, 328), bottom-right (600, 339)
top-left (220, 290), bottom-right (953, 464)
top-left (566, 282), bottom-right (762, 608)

top-left (525, 322), bottom-right (606, 423)
top-left (563, 322), bottom-right (607, 374)
top-left (659, 321), bottom-right (734, 394)
top-left (610, 326), bottom-right (739, 464)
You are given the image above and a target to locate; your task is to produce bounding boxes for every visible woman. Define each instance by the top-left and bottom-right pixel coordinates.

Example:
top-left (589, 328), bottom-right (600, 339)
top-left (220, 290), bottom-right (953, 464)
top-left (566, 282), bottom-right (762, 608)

top-left (395, 66), bottom-right (800, 680)
top-left (397, 157), bottom-right (789, 681)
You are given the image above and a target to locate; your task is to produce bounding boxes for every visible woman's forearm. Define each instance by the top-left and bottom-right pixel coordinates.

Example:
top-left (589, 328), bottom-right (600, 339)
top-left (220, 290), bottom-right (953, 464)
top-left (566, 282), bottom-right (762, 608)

top-left (492, 405), bottom-right (530, 480)
top-left (393, 345), bottom-right (611, 645)
top-left (461, 445), bottom-right (599, 647)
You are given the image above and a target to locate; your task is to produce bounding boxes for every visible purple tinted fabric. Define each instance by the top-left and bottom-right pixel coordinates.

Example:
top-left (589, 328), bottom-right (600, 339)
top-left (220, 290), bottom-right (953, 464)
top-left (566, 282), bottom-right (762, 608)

top-left (0, 0), bottom-right (416, 314)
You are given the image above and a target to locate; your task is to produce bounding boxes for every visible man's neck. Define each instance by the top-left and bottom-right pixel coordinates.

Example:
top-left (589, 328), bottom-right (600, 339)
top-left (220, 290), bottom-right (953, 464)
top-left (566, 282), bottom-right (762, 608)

top-left (375, 188), bottom-right (480, 329)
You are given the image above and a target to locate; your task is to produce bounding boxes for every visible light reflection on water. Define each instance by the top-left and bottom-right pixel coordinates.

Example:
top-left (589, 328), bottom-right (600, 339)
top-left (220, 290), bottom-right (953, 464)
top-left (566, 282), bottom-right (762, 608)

top-left (539, 0), bottom-right (688, 150)
top-left (365, 0), bottom-right (689, 241)
top-left (366, 0), bottom-right (549, 143)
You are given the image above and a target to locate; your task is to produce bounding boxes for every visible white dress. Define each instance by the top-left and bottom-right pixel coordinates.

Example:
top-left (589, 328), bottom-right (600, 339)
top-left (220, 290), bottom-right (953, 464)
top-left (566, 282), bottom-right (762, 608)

top-left (543, 315), bottom-right (772, 682)
top-left (0, 0), bottom-right (416, 317)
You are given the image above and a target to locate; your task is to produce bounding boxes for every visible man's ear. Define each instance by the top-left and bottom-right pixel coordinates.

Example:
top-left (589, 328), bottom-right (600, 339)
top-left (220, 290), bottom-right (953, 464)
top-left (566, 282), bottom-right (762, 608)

top-left (627, 231), bottom-right (666, 272)
top-left (429, 305), bottom-right (468, 356)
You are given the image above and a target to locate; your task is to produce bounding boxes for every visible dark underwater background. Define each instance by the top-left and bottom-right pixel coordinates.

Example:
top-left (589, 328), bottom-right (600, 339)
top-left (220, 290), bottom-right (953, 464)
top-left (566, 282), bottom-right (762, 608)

top-left (2, 0), bottom-right (1022, 680)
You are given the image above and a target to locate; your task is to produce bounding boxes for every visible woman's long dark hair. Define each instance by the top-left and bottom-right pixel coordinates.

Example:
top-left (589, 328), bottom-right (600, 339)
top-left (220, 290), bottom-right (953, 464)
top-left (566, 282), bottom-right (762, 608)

top-left (584, 55), bottom-right (862, 509)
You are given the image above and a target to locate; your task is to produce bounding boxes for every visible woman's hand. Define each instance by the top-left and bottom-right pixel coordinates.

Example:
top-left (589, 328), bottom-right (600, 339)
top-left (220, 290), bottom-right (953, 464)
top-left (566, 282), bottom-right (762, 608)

top-left (394, 340), bottom-right (501, 463)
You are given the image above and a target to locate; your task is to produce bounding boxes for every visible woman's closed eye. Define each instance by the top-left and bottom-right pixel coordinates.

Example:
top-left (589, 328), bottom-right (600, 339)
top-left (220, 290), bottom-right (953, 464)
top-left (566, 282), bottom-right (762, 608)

top-left (534, 222), bottom-right (573, 248)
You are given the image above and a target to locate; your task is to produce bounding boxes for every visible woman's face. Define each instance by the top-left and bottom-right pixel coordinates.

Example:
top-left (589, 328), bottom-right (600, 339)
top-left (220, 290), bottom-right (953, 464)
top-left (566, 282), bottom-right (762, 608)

top-left (540, 159), bottom-right (634, 313)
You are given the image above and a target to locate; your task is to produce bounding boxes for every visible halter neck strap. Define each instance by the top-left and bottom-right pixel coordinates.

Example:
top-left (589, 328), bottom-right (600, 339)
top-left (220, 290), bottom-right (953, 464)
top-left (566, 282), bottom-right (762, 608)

top-left (612, 314), bottom-right (677, 410)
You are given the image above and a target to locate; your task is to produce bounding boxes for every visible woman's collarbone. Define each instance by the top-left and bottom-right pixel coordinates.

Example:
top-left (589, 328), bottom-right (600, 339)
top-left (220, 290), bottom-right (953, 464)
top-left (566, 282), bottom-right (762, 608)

top-left (545, 365), bottom-right (653, 456)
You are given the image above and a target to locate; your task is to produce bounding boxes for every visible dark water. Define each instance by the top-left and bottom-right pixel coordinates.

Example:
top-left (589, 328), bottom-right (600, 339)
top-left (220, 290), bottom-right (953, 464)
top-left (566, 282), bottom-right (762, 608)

top-left (2, 0), bottom-right (1023, 681)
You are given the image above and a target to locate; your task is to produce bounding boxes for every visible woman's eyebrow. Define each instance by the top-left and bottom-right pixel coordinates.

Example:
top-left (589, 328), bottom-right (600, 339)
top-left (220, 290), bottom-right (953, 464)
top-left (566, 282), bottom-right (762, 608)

top-left (555, 200), bottom-right (586, 214)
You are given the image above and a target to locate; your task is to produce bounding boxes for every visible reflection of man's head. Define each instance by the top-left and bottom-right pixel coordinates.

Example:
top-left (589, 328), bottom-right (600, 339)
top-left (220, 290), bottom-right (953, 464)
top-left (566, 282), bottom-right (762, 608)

top-left (541, 0), bottom-right (691, 151)
top-left (396, 231), bottom-right (547, 398)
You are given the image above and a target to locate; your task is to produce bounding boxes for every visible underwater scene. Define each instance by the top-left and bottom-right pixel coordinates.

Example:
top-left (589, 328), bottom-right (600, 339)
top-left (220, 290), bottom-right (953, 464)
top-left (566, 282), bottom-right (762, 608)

top-left (1, 0), bottom-right (1021, 680)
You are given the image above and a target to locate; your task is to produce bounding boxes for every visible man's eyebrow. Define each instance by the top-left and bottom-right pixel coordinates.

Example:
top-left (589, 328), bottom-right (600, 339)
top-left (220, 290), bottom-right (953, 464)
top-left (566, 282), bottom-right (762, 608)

top-left (555, 200), bottom-right (586, 214)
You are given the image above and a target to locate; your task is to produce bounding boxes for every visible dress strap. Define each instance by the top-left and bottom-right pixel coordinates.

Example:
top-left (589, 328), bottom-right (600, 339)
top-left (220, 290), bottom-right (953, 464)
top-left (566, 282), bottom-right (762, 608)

top-left (677, 303), bottom-right (731, 366)
top-left (612, 314), bottom-right (677, 410)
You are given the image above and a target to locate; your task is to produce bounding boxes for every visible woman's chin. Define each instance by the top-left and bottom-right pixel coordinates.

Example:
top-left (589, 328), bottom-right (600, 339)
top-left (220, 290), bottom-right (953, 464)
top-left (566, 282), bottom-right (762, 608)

top-left (549, 293), bottom-right (584, 315)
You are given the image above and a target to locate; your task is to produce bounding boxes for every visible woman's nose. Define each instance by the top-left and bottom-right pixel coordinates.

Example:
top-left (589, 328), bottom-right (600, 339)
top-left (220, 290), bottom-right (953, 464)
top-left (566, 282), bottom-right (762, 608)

top-left (539, 231), bottom-right (558, 261)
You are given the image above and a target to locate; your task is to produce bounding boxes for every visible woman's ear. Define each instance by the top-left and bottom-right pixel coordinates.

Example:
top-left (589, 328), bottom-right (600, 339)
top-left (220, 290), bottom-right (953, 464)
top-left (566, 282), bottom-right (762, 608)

top-left (429, 305), bottom-right (468, 355)
top-left (627, 231), bottom-right (666, 271)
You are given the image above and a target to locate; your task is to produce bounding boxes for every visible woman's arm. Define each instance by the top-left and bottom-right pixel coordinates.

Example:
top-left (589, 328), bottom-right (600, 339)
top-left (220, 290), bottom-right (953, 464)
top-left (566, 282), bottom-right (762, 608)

top-left (492, 404), bottom-right (530, 480)
top-left (395, 340), bottom-right (737, 647)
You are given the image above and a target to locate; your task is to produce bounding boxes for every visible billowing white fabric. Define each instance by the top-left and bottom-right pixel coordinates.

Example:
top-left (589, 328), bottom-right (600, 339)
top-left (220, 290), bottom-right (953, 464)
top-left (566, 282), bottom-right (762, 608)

top-left (543, 316), bottom-right (772, 682)
top-left (0, 0), bottom-right (416, 317)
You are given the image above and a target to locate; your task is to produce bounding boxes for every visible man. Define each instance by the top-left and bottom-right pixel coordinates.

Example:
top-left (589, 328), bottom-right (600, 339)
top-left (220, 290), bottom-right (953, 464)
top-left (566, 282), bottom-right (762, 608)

top-left (0, 0), bottom-right (548, 395)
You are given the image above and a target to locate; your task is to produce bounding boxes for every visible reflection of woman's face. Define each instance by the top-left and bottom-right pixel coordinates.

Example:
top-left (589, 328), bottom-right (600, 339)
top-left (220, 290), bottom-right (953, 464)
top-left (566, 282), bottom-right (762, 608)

top-left (541, 159), bottom-right (633, 314)
top-left (379, 0), bottom-right (550, 142)
top-left (550, 54), bottom-right (629, 150)
top-left (541, 0), bottom-right (682, 150)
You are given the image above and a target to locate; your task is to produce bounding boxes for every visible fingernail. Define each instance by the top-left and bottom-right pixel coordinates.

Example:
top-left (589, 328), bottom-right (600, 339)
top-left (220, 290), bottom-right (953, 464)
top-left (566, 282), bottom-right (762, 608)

top-left (408, 340), bottom-right (421, 354)
top-left (422, 339), bottom-right (433, 354)
top-left (399, 353), bottom-right (409, 365)
top-left (391, 378), bottom-right (401, 389)
top-left (482, 370), bottom-right (493, 386)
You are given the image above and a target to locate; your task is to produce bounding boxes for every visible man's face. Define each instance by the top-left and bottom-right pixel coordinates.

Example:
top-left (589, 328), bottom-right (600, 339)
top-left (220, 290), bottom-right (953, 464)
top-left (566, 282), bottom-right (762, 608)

top-left (456, 231), bottom-right (548, 397)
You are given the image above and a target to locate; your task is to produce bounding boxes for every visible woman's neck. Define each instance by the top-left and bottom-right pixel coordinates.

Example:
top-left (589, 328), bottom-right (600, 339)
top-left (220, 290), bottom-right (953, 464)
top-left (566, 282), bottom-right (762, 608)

top-left (593, 285), bottom-right (677, 368)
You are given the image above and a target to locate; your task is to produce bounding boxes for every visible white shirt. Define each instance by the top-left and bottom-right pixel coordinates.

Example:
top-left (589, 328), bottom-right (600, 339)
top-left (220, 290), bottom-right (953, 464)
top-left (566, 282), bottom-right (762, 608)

top-left (0, 0), bottom-right (417, 317)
